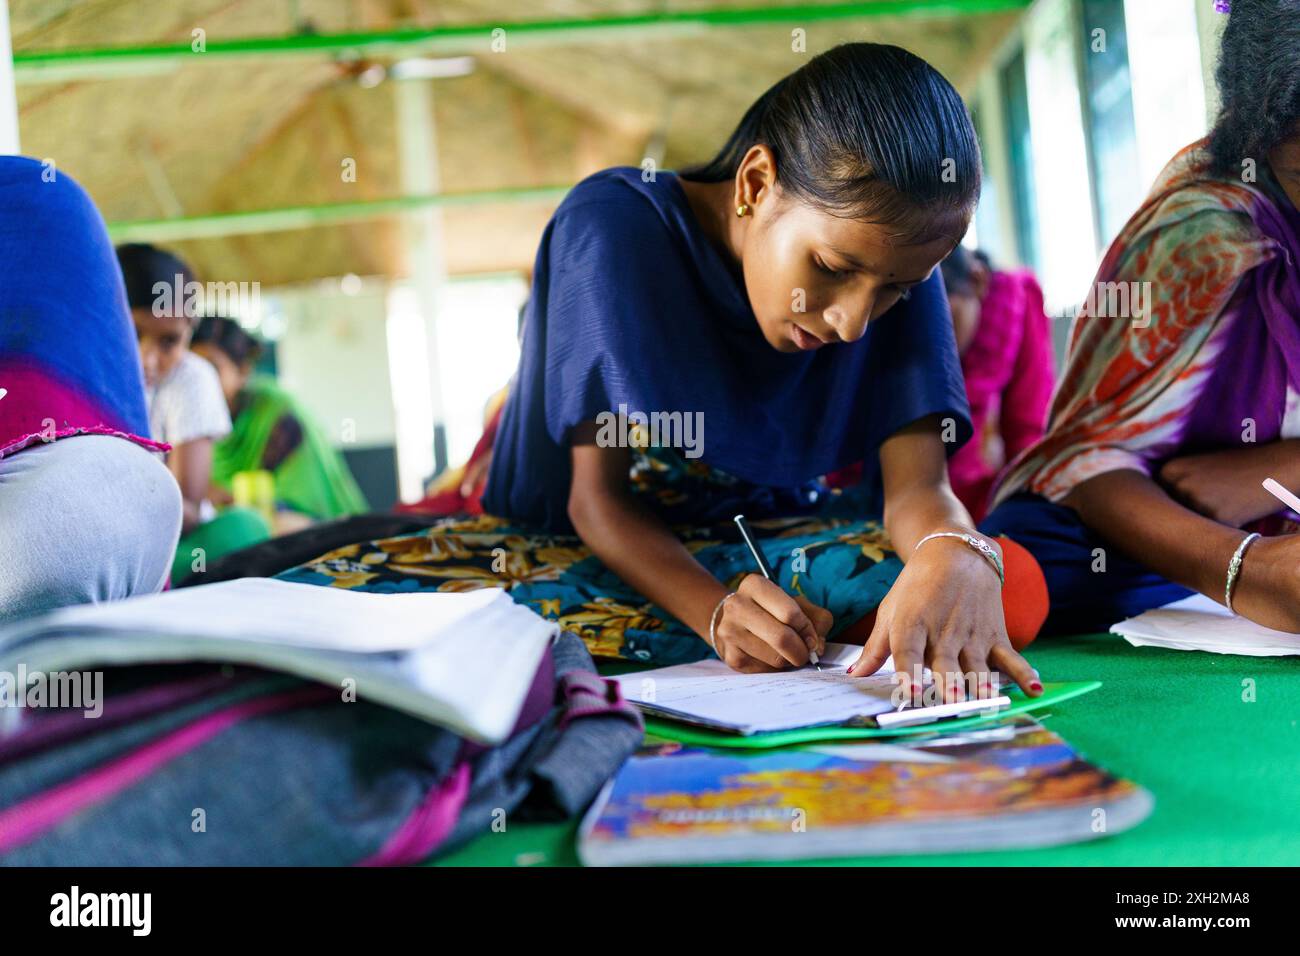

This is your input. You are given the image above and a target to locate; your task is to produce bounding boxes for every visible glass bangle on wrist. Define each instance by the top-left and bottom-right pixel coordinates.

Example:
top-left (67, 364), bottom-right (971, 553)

top-left (1224, 532), bottom-right (1261, 614)
top-left (914, 531), bottom-right (1005, 587)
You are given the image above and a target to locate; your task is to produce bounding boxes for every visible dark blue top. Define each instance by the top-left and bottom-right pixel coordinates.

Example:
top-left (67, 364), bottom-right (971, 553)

top-left (484, 167), bottom-right (971, 532)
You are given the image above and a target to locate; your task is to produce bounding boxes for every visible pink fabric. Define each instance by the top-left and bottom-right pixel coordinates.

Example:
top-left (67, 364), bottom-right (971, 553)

top-left (0, 363), bottom-right (166, 460)
top-left (0, 686), bottom-right (328, 856)
top-left (948, 270), bottom-right (1055, 521)
top-left (356, 763), bottom-right (472, 867)
top-left (556, 670), bottom-right (643, 733)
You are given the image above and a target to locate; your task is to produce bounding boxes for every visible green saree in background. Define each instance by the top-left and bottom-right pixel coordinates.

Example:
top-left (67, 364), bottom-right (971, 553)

top-left (213, 376), bottom-right (368, 520)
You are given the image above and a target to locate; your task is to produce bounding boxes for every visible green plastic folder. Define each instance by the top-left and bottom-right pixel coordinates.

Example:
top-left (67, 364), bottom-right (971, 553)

top-left (641, 680), bottom-right (1101, 749)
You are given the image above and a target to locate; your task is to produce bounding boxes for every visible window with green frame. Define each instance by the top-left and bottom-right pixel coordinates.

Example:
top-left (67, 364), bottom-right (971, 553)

top-left (999, 46), bottom-right (1040, 272)
top-left (968, 104), bottom-right (999, 260)
top-left (1080, 0), bottom-right (1142, 248)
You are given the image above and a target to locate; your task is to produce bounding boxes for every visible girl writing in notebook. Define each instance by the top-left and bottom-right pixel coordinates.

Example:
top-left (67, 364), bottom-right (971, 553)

top-left (484, 43), bottom-right (1043, 700)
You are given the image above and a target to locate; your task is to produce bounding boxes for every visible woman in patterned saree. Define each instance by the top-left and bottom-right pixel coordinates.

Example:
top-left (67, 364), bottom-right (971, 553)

top-left (984, 0), bottom-right (1300, 635)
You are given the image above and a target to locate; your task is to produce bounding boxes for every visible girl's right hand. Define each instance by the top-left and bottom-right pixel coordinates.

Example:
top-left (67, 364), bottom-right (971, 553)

top-left (711, 574), bottom-right (833, 673)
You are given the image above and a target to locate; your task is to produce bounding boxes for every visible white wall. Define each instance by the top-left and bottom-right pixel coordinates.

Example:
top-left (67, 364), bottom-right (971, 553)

top-left (269, 281), bottom-right (397, 450)
top-left (265, 272), bottom-right (526, 502)
top-left (430, 274), bottom-right (526, 466)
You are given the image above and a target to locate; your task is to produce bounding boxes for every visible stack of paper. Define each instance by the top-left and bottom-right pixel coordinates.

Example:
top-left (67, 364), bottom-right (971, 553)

top-left (0, 579), bottom-right (557, 743)
top-left (1110, 593), bottom-right (1300, 656)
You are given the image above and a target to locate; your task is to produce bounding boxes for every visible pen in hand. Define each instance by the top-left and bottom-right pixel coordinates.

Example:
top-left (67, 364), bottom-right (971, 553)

top-left (733, 513), bottom-right (821, 670)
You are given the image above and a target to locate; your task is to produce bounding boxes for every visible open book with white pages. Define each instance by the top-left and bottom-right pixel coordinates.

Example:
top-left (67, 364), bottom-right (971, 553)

top-left (0, 578), bottom-right (557, 744)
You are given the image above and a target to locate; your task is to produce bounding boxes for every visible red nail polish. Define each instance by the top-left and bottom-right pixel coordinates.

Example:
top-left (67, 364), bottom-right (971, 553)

top-left (1030, 680), bottom-right (1043, 692)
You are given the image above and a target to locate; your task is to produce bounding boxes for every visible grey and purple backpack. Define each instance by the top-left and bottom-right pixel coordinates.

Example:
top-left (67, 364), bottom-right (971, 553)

top-left (0, 630), bottom-right (641, 865)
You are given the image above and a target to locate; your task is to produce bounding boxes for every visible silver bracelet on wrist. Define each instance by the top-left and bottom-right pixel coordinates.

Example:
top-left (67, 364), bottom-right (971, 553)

top-left (1225, 532), bottom-right (1261, 614)
top-left (914, 531), bottom-right (1005, 587)
top-left (708, 592), bottom-right (735, 651)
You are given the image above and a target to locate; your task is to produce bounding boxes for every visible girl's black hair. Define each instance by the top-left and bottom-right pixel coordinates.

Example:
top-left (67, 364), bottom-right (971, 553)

top-left (1208, 0), bottom-right (1300, 177)
top-left (115, 242), bottom-right (196, 312)
top-left (192, 315), bottom-right (264, 367)
top-left (679, 42), bottom-right (981, 244)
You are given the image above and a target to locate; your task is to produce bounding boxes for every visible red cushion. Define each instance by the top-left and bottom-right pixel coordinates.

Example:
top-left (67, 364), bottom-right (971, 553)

top-left (837, 535), bottom-right (1048, 651)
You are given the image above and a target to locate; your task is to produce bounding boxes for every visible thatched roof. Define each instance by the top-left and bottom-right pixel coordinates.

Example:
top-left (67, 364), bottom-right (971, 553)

top-left (12, 1), bottom-right (1024, 286)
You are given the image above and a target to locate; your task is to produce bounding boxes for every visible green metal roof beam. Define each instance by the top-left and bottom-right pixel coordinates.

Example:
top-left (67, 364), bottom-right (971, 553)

top-left (105, 185), bottom-right (574, 243)
top-left (15, 1), bottom-right (1032, 84)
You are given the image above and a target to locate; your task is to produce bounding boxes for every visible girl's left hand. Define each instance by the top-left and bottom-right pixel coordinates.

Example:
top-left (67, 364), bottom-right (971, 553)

top-left (846, 533), bottom-right (1042, 704)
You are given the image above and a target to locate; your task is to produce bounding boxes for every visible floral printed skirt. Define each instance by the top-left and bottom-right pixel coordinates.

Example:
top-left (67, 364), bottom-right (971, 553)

top-left (277, 507), bottom-right (900, 666)
top-left (278, 445), bottom-right (901, 663)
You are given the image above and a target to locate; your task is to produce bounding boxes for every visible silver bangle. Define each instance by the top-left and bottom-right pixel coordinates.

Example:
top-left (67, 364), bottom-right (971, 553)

top-left (708, 592), bottom-right (735, 651)
top-left (914, 531), bottom-right (1005, 587)
top-left (1225, 532), bottom-right (1261, 614)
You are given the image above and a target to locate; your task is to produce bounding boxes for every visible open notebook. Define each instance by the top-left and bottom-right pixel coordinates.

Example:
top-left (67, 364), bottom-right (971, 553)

top-left (1111, 593), bottom-right (1300, 656)
top-left (614, 642), bottom-right (1017, 736)
top-left (0, 579), bottom-right (557, 744)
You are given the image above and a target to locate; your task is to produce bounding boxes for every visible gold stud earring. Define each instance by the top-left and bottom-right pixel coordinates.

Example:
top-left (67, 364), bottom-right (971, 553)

top-left (736, 203), bottom-right (750, 218)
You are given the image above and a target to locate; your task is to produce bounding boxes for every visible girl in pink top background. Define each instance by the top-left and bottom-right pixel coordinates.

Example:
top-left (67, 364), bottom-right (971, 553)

top-left (940, 247), bottom-right (1055, 522)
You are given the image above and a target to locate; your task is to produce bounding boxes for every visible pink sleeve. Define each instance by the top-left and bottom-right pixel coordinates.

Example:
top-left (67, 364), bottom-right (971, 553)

top-left (999, 273), bottom-right (1055, 460)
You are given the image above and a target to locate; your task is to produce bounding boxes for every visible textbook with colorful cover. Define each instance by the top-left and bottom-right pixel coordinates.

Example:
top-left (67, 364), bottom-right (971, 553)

top-left (578, 718), bottom-right (1153, 865)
